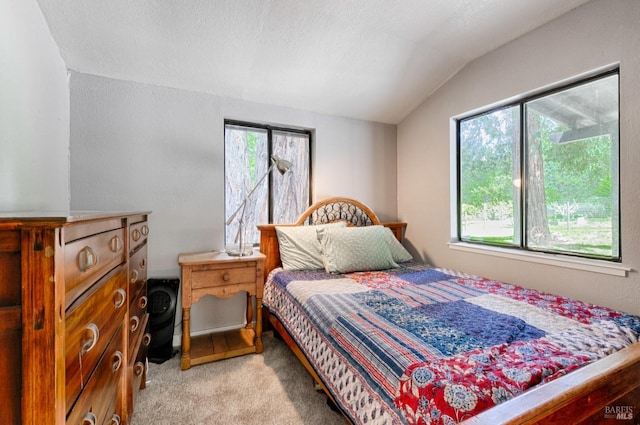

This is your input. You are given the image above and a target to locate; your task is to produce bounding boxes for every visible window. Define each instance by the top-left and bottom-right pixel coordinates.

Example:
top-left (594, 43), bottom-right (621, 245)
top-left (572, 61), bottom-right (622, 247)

top-left (457, 70), bottom-right (619, 261)
top-left (224, 121), bottom-right (311, 247)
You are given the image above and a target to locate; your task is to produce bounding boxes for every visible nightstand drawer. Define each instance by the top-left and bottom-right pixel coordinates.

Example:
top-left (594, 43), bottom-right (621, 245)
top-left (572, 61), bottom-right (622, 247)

top-left (191, 264), bottom-right (257, 289)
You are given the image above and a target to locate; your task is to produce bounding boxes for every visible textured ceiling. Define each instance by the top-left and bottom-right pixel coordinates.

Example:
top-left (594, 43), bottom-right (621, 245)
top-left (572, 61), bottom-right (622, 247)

top-left (36, 0), bottom-right (591, 124)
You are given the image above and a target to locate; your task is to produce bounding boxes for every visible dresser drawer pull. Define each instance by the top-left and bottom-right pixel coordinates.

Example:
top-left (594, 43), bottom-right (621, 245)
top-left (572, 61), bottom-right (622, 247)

top-left (130, 316), bottom-right (140, 332)
top-left (134, 361), bottom-right (145, 377)
top-left (140, 257), bottom-right (146, 269)
top-left (222, 272), bottom-right (231, 281)
top-left (107, 414), bottom-right (121, 425)
top-left (78, 246), bottom-right (98, 272)
top-left (82, 411), bottom-right (97, 425)
top-left (114, 288), bottom-right (127, 309)
top-left (130, 269), bottom-right (139, 284)
top-left (143, 333), bottom-right (152, 347)
top-left (139, 295), bottom-right (148, 309)
top-left (112, 350), bottom-right (123, 373)
top-left (81, 323), bottom-right (99, 354)
top-left (110, 235), bottom-right (123, 252)
top-left (141, 224), bottom-right (149, 236)
top-left (132, 228), bottom-right (141, 241)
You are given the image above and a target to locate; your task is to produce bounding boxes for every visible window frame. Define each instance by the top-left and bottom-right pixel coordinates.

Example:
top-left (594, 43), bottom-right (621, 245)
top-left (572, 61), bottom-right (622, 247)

top-left (224, 119), bottom-right (312, 246)
top-left (455, 68), bottom-right (621, 262)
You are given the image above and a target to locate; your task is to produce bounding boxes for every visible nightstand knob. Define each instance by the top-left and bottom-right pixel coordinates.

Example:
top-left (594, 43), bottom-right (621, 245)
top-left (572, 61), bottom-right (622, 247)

top-left (223, 272), bottom-right (230, 281)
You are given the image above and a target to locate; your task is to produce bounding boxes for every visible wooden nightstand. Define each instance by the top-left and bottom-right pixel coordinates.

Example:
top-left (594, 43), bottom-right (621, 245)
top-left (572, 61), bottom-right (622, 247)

top-left (177, 250), bottom-right (266, 370)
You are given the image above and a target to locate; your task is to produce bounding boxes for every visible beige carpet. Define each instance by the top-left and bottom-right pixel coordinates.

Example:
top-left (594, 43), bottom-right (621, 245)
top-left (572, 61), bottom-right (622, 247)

top-left (130, 331), bottom-right (346, 425)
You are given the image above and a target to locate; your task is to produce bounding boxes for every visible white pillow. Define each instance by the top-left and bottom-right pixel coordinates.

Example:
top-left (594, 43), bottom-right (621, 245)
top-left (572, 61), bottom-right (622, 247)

top-left (317, 225), bottom-right (399, 273)
top-left (383, 226), bottom-right (413, 263)
top-left (276, 222), bottom-right (346, 271)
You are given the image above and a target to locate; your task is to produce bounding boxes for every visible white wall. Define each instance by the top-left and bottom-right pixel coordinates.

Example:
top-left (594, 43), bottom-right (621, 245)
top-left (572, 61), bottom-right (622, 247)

top-left (398, 0), bottom-right (640, 315)
top-left (69, 72), bottom-right (397, 337)
top-left (0, 0), bottom-right (69, 210)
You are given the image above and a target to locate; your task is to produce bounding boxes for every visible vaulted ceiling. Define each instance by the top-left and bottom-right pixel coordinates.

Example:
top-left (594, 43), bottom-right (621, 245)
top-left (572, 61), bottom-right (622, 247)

top-left (36, 0), bottom-right (591, 124)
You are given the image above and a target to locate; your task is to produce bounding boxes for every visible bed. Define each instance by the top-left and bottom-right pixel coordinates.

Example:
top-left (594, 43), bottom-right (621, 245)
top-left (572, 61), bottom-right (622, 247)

top-left (257, 197), bottom-right (640, 425)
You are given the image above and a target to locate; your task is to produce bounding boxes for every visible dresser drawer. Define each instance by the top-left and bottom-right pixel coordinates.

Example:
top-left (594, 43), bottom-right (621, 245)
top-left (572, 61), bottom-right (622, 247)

top-left (65, 228), bottom-right (127, 308)
top-left (127, 315), bottom-right (150, 415)
top-left (128, 336), bottom-right (149, 414)
top-left (66, 325), bottom-right (124, 425)
top-left (65, 267), bottom-right (128, 412)
top-left (102, 401), bottom-right (123, 425)
top-left (129, 220), bottom-right (149, 253)
top-left (128, 286), bottom-right (148, 360)
top-left (129, 243), bottom-right (147, 293)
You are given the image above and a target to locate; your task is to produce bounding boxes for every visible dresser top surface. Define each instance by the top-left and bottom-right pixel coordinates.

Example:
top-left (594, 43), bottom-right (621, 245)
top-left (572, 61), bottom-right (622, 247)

top-left (0, 211), bottom-right (151, 224)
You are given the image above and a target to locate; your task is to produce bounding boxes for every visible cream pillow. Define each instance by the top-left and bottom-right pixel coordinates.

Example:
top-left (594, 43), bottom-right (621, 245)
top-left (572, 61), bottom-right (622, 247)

top-left (383, 226), bottom-right (413, 263)
top-left (276, 222), bottom-right (346, 271)
top-left (317, 225), bottom-right (399, 273)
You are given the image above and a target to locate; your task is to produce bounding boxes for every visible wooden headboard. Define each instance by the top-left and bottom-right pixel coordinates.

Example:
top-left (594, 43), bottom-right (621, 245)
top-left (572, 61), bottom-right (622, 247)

top-left (257, 197), bottom-right (407, 280)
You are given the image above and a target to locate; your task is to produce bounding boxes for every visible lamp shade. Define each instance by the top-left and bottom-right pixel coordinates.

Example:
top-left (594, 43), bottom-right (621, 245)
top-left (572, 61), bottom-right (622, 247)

top-left (272, 155), bottom-right (293, 175)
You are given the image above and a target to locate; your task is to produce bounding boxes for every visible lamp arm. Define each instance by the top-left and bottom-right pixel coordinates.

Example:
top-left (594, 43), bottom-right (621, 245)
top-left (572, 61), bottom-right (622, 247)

top-left (225, 161), bottom-right (276, 225)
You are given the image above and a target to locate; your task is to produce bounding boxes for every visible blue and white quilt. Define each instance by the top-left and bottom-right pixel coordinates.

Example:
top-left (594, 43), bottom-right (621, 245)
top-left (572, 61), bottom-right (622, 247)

top-left (263, 263), bottom-right (640, 425)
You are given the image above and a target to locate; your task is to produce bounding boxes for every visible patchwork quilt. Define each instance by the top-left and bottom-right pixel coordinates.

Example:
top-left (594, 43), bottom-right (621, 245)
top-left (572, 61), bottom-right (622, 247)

top-left (263, 263), bottom-right (640, 425)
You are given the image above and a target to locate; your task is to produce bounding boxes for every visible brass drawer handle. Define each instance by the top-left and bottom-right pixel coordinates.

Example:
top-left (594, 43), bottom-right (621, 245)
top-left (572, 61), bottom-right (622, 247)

top-left (81, 323), bottom-right (99, 354)
top-left (143, 333), bottom-right (152, 347)
top-left (78, 246), bottom-right (98, 272)
top-left (130, 316), bottom-right (140, 332)
top-left (110, 235), bottom-right (123, 252)
top-left (112, 350), bottom-right (123, 373)
top-left (140, 257), bottom-right (146, 269)
top-left (134, 361), bottom-right (145, 377)
top-left (130, 269), bottom-right (139, 284)
top-left (132, 228), bottom-right (141, 241)
top-left (114, 288), bottom-right (127, 309)
top-left (108, 414), bottom-right (121, 425)
top-left (82, 412), bottom-right (97, 425)
top-left (141, 224), bottom-right (149, 236)
top-left (139, 295), bottom-right (148, 309)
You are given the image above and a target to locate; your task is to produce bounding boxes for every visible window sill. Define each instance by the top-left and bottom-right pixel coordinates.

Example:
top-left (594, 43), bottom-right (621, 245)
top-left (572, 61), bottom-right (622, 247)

top-left (448, 242), bottom-right (632, 277)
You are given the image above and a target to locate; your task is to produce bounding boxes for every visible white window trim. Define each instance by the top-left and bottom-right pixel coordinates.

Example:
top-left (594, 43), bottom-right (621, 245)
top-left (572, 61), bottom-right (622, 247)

top-left (449, 66), bottom-right (624, 276)
top-left (448, 241), bottom-right (631, 277)
top-left (449, 110), bottom-right (630, 278)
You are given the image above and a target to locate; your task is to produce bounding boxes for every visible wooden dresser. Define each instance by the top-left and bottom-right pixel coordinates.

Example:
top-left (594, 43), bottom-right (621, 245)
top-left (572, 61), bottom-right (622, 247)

top-left (0, 211), bottom-right (150, 425)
